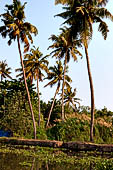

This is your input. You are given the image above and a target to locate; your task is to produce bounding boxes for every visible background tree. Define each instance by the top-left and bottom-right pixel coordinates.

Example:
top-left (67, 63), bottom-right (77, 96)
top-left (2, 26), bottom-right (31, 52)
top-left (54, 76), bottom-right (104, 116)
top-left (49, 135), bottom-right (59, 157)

top-left (24, 46), bottom-right (49, 127)
top-left (0, 60), bottom-right (12, 81)
top-left (0, 0), bottom-right (38, 139)
top-left (44, 60), bottom-right (72, 127)
top-left (0, 79), bottom-right (41, 138)
top-left (63, 87), bottom-right (81, 112)
top-left (48, 28), bottom-right (82, 120)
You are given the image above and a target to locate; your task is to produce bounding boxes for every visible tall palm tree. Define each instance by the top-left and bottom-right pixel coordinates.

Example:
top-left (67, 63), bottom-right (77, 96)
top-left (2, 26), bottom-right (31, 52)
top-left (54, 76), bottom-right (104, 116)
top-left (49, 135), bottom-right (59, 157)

top-left (63, 87), bottom-right (81, 112)
top-left (49, 28), bottom-right (82, 120)
top-left (0, 60), bottom-right (12, 81)
top-left (44, 60), bottom-right (72, 127)
top-left (0, 0), bottom-right (38, 139)
top-left (55, 0), bottom-right (113, 141)
top-left (24, 46), bottom-right (49, 127)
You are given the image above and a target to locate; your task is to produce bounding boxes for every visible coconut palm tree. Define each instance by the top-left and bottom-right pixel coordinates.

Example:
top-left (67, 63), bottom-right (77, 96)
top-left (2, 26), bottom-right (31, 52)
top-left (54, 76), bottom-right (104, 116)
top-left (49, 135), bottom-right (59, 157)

top-left (55, 0), bottom-right (113, 141)
top-left (55, 0), bottom-right (109, 6)
top-left (24, 46), bottom-right (49, 127)
top-left (44, 60), bottom-right (72, 127)
top-left (55, 0), bottom-right (72, 5)
top-left (63, 87), bottom-right (81, 112)
top-left (0, 61), bottom-right (12, 116)
top-left (0, 0), bottom-right (38, 139)
top-left (15, 67), bottom-right (34, 84)
top-left (48, 28), bottom-right (82, 120)
top-left (0, 60), bottom-right (12, 81)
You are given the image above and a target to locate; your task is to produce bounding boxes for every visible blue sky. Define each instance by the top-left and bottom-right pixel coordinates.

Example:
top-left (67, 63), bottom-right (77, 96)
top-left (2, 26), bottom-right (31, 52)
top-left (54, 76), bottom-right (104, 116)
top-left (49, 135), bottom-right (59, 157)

top-left (0, 0), bottom-right (113, 111)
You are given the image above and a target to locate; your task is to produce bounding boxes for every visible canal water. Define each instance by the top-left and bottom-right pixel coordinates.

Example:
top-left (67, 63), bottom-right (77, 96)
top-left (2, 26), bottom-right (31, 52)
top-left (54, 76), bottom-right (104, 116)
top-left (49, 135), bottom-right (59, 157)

top-left (0, 151), bottom-right (113, 170)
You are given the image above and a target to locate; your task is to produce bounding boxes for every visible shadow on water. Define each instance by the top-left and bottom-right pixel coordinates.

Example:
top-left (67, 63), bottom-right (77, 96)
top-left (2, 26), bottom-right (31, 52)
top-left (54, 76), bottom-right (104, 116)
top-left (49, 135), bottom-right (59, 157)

top-left (0, 152), bottom-right (113, 170)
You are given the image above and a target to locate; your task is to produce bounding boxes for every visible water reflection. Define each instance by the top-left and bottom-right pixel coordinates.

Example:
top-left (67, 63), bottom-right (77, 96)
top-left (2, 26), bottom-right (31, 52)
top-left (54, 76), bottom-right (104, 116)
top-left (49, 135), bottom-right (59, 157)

top-left (30, 158), bottom-right (35, 170)
top-left (0, 152), bottom-right (113, 170)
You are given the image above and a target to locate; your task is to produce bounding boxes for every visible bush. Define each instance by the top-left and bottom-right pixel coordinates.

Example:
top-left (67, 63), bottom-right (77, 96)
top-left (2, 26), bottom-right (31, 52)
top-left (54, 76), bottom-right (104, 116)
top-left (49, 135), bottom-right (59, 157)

top-left (47, 117), bottom-right (113, 143)
top-left (47, 118), bottom-right (90, 142)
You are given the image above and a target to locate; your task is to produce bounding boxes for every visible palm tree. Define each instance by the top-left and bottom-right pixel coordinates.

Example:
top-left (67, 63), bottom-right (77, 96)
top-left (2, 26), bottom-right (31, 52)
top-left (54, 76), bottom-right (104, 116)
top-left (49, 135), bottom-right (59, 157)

top-left (48, 28), bottom-right (82, 120)
top-left (0, 0), bottom-right (38, 139)
top-left (0, 60), bottom-right (12, 81)
top-left (44, 60), bottom-right (72, 127)
top-left (55, 0), bottom-right (109, 6)
top-left (55, 0), bottom-right (72, 5)
top-left (55, 0), bottom-right (113, 141)
top-left (63, 87), bottom-right (81, 112)
top-left (24, 46), bottom-right (49, 127)
top-left (15, 67), bottom-right (34, 84)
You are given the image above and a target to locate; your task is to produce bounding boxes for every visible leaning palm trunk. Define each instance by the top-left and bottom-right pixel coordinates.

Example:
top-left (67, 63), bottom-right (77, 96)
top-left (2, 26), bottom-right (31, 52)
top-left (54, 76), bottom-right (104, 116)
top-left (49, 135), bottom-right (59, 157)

top-left (37, 76), bottom-right (41, 127)
top-left (61, 56), bottom-right (67, 120)
top-left (46, 83), bottom-right (60, 128)
top-left (17, 35), bottom-right (36, 139)
top-left (85, 45), bottom-right (95, 142)
top-left (71, 101), bottom-right (77, 112)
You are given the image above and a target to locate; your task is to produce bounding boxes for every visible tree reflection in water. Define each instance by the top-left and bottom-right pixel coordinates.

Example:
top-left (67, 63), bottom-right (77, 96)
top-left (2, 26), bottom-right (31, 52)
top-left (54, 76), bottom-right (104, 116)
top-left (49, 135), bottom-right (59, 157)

top-left (0, 152), bottom-right (113, 170)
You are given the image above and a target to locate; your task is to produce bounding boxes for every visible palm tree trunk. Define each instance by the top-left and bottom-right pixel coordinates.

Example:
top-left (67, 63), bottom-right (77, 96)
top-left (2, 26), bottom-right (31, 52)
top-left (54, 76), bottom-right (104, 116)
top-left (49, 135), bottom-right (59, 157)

top-left (17, 35), bottom-right (36, 139)
top-left (85, 45), bottom-right (95, 142)
top-left (46, 83), bottom-right (60, 128)
top-left (37, 76), bottom-right (41, 127)
top-left (3, 91), bottom-right (5, 115)
top-left (1, 75), bottom-right (3, 82)
top-left (71, 101), bottom-right (77, 112)
top-left (62, 55), bottom-right (67, 121)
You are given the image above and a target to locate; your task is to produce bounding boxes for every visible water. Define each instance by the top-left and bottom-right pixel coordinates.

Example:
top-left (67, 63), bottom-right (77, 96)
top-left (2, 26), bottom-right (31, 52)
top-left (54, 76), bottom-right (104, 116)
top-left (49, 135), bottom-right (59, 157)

top-left (0, 151), bottom-right (113, 170)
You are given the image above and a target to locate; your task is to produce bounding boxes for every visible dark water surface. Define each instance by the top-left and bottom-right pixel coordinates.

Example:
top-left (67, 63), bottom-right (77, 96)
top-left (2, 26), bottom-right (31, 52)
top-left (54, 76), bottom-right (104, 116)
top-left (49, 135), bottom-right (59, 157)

top-left (0, 152), bottom-right (76, 170)
top-left (0, 152), bottom-right (113, 170)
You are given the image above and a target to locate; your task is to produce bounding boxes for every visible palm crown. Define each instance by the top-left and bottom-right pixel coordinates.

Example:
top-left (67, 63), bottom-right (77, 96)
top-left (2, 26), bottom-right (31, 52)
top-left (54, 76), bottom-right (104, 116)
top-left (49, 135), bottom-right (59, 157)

top-left (0, 0), bottom-right (38, 52)
top-left (56, 0), bottom-right (113, 44)
top-left (49, 28), bottom-right (82, 62)
top-left (24, 46), bottom-right (49, 82)
top-left (44, 60), bottom-right (72, 89)
top-left (63, 87), bottom-right (81, 108)
top-left (0, 60), bottom-right (12, 81)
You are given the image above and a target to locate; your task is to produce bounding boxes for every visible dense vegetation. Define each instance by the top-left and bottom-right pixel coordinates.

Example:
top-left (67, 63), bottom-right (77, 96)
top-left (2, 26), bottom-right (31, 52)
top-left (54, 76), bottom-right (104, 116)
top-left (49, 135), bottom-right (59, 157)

top-left (0, 79), bottom-right (113, 143)
top-left (0, 0), bottom-right (113, 143)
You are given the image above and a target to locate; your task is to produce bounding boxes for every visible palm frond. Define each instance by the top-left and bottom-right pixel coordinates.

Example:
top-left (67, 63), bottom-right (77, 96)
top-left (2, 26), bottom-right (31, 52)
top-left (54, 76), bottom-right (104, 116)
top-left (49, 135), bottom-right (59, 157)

top-left (98, 21), bottom-right (109, 40)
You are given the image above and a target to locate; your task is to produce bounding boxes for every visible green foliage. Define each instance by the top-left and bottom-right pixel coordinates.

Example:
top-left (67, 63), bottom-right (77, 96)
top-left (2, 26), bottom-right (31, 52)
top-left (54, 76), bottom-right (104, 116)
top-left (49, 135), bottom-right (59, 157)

top-left (36, 126), bottom-right (47, 140)
top-left (41, 99), bottom-right (61, 124)
top-left (95, 159), bottom-right (113, 170)
top-left (78, 105), bottom-right (91, 115)
top-left (95, 124), bottom-right (113, 143)
top-left (47, 118), bottom-right (90, 142)
top-left (95, 107), bottom-right (113, 118)
top-left (0, 80), bottom-right (47, 139)
top-left (47, 116), bottom-right (113, 143)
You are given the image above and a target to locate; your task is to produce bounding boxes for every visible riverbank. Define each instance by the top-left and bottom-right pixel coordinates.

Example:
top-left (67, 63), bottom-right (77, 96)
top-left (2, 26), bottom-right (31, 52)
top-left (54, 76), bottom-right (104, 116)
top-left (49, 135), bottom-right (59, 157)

top-left (0, 137), bottom-right (113, 152)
